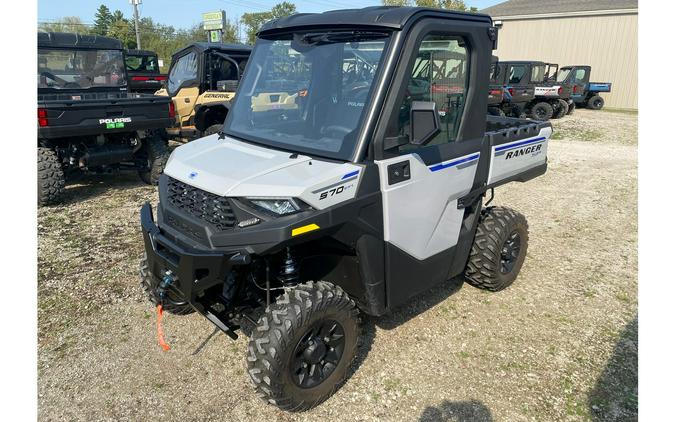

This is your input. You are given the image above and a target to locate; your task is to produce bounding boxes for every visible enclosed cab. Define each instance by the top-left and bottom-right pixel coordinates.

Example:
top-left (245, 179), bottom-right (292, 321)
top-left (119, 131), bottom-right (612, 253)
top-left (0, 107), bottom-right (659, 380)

top-left (138, 7), bottom-right (551, 411)
top-left (557, 65), bottom-right (611, 110)
top-left (155, 42), bottom-right (252, 140)
top-left (496, 60), bottom-right (571, 120)
top-left (125, 49), bottom-right (166, 94)
top-left (38, 32), bottom-right (173, 205)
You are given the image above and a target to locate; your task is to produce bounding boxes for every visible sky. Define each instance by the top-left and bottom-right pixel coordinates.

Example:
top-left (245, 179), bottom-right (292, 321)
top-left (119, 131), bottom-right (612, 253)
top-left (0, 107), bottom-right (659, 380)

top-left (38, 0), bottom-right (503, 30)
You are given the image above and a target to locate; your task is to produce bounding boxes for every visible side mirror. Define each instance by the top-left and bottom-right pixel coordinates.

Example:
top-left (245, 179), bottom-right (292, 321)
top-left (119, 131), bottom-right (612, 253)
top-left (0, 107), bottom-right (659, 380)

top-left (410, 101), bottom-right (441, 146)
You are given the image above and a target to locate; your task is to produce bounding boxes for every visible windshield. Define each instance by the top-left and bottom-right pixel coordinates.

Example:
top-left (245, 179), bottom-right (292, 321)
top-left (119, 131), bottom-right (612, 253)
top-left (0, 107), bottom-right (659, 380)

top-left (126, 54), bottom-right (159, 73)
top-left (38, 48), bottom-right (126, 90)
top-left (556, 68), bottom-right (571, 83)
top-left (223, 31), bottom-right (390, 160)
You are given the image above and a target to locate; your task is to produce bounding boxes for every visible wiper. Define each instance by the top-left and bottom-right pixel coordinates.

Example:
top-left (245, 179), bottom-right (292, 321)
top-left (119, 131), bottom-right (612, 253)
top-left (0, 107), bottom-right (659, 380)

top-left (302, 31), bottom-right (388, 45)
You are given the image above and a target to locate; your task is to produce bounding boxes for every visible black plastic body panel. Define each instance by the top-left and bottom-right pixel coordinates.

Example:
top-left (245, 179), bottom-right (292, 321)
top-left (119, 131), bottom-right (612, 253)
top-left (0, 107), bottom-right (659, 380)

top-left (37, 93), bottom-right (172, 139)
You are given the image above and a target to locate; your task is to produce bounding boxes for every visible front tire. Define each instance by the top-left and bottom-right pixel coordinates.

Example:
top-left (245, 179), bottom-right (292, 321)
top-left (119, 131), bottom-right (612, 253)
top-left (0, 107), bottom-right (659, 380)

top-left (567, 101), bottom-right (576, 115)
top-left (587, 95), bottom-right (605, 110)
top-left (464, 207), bottom-right (529, 292)
top-left (247, 281), bottom-right (360, 412)
top-left (139, 253), bottom-right (194, 315)
top-left (202, 124), bottom-right (223, 137)
top-left (137, 135), bottom-right (169, 185)
top-left (38, 147), bottom-right (65, 206)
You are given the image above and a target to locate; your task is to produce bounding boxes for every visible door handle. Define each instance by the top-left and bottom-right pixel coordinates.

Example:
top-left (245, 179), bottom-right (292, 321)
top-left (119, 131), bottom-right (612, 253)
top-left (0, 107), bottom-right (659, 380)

top-left (387, 160), bottom-right (410, 185)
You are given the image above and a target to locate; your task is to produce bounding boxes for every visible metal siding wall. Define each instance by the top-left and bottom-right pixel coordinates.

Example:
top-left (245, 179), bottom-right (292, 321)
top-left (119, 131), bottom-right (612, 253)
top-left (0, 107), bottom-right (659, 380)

top-left (494, 13), bottom-right (638, 109)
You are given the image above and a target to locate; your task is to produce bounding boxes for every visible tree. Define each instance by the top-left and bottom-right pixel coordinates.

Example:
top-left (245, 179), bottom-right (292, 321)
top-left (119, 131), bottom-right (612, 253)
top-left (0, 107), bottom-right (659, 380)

top-left (103, 10), bottom-right (137, 48)
top-left (38, 17), bottom-right (90, 34)
top-left (242, 1), bottom-right (297, 45)
top-left (381, 0), bottom-right (471, 10)
top-left (92, 5), bottom-right (112, 35)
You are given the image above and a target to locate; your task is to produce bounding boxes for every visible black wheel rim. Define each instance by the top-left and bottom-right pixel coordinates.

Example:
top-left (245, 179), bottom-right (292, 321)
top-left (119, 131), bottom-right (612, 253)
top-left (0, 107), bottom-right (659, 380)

top-left (594, 99), bottom-right (602, 108)
top-left (535, 107), bottom-right (546, 119)
top-left (291, 319), bottom-right (345, 389)
top-left (500, 231), bottom-right (522, 274)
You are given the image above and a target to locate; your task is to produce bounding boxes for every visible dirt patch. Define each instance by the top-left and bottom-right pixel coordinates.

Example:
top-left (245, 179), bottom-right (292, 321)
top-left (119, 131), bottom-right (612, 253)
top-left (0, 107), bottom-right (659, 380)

top-left (38, 108), bottom-right (637, 421)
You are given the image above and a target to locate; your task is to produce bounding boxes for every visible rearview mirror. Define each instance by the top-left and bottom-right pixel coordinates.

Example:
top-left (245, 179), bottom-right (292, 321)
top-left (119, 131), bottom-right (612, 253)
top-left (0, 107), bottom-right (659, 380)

top-left (410, 101), bottom-right (441, 146)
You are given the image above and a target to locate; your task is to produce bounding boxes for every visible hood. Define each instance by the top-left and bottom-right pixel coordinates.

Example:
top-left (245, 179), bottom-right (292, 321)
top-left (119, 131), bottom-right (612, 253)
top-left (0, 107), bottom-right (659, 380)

top-left (164, 134), bottom-right (312, 196)
top-left (163, 135), bottom-right (363, 210)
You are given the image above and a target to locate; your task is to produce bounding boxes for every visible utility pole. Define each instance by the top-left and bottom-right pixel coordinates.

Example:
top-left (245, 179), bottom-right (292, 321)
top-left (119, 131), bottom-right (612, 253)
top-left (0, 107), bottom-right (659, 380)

top-left (130, 0), bottom-right (142, 49)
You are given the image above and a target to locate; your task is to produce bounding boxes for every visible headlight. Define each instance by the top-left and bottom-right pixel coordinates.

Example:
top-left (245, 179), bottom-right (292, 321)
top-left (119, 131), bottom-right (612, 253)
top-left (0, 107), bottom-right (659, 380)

top-left (248, 198), bottom-right (302, 215)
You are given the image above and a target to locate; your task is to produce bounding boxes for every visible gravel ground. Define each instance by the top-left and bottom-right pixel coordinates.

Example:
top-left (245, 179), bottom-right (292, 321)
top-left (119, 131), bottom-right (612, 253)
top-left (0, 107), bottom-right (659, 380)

top-left (38, 108), bottom-right (637, 421)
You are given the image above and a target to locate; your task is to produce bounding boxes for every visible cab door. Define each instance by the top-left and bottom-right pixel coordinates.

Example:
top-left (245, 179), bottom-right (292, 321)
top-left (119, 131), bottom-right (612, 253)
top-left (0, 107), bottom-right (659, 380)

top-left (505, 63), bottom-right (534, 105)
top-left (372, 23), bottom-right (491, 308)
top-left (569, 66), bottom-right (591, 102)
top-left (167, 50), bottom-right (200, 127)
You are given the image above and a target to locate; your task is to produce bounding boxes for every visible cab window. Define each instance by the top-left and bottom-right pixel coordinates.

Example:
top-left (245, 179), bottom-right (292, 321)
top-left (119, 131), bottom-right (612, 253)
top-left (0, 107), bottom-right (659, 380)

top-left (508, 65), bottom-right (526, 84)
top-left (168, 51), bottom-right (198, 95)
top-left (391, 34), bottom-right (468, 153)
top-left (573, 68), bottom-right (587, 82)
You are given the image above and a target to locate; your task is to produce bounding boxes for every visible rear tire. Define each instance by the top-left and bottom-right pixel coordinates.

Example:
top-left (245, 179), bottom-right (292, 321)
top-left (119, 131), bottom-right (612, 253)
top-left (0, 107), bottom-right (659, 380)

top-left (247, 281), bottom-right (360, 412)
top-left (529, 102), bottom-right (554, 121)
top-left (139, 253), bottom-right (194, 315)
top-left (587, 95), bottom-right (604, 110)
top-left (137, 135), bottom-right (169, 185)
top-left (552, 99), bottom-right (569, 118)
top-left (38, 147), bottom-right (65, 206)
top-left (202, 124), bottom-right (223, 137)
top-left (464, 207), bottom-right (529, 292)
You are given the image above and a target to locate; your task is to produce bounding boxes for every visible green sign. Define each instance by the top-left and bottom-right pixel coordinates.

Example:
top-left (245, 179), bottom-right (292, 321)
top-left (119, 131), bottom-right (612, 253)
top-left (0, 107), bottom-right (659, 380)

top-left (209, 31), bottom-right (221, 43)
top-left (202, 10), bottom-right (225, 30)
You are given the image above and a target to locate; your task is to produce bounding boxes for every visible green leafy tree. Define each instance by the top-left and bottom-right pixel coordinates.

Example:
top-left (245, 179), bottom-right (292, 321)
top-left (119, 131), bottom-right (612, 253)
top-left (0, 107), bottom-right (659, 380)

top-left (242, 1), bottom-right (297, 45)
top-left (92, 5), bottom-right (113, 35)
top-left (38, 16), bottom-right (90, 34)
top-left (381, 0), bottom-right (471, 10)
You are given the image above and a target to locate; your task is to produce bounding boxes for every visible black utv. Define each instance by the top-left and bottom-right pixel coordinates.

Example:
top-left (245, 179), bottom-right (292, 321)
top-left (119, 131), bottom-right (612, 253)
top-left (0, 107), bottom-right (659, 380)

top-left (125, 49), bottom-right (166, 94)
top-left (497, 60), bottom-right (572, 120)
top-left (38, 32), bottom-right (173, 205)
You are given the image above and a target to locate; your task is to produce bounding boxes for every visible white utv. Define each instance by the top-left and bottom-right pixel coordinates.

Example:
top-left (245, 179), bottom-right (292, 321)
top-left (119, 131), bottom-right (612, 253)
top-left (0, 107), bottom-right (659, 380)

top-left (139, 6), bottom-right (551, 412)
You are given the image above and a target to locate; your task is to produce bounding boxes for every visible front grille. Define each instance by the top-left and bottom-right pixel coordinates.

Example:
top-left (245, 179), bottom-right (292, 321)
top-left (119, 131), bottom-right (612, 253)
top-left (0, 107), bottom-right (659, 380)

top-left (166, 177), bottom-right (237, 231)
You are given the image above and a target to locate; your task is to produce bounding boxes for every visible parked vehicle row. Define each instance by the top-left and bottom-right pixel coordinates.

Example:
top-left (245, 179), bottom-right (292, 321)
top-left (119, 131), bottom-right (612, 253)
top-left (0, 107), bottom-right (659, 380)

top-left (37, 32), bottom-right (173, 205)
top-left (488, 59), bottom-right (611, 121)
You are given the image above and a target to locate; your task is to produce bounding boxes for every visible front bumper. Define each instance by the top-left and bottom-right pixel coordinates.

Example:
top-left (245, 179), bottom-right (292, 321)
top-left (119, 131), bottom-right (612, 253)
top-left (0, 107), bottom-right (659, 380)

top-left (140, 202), bottom-right (250, 303)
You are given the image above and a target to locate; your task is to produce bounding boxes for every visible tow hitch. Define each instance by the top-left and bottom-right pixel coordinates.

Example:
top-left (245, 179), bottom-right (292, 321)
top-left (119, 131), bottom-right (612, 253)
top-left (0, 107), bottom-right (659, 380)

top-left (155, 271), bottom-right (177, 351)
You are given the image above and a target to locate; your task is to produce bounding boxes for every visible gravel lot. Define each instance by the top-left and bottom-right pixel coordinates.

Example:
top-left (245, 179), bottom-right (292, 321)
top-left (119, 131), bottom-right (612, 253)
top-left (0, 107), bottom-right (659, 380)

top-left (38, 108), bottom-right (637, 421)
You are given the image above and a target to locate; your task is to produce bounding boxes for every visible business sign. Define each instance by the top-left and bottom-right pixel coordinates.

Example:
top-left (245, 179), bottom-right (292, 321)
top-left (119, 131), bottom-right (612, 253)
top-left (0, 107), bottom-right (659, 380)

top-left (202, 11), bottom-right (225, 31)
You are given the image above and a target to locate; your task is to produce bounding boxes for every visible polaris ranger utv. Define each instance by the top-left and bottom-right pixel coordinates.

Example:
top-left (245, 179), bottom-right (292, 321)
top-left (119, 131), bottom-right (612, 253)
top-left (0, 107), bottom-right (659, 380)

top-left (125, 49), bottom-right (166, 94)
top-left (499, 60), bottom-right (571, 120)
top-left (155, 42), bottom-right (251, 140)
top-left (139, 6), bottom-right (551, 411)
top-left (38, 32), bottom-right (173, 205)
top-left (556, 65), bottom-right (612, 110)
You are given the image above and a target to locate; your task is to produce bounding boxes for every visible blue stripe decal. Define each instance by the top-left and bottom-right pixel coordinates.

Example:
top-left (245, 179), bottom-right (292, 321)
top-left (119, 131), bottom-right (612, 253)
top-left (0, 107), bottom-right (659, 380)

top-left (341, 170), bottom-right (360, 180)
top-left (494, 136), bottom-right (547, 152)
top-left (429, 154), bottom-right (480, 172)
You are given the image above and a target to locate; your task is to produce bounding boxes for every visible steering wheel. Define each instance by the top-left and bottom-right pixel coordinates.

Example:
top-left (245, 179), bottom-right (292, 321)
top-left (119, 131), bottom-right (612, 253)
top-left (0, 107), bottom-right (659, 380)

top-left (40, 71), bottom-right (68, 85)
top-left (323, 125), bottom-right (352, 138)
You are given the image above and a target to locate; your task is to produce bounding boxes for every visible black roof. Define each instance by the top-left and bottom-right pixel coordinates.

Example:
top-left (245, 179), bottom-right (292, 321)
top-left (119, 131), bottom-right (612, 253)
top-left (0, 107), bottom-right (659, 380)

top-left (38, 32), bottom-right (123, 50)
top-left (259, 6), bottom-right (492, 35)
top-left (126, 49), bottom-right (157, 57)
top-left (172, 42), bottom-right (252, 59)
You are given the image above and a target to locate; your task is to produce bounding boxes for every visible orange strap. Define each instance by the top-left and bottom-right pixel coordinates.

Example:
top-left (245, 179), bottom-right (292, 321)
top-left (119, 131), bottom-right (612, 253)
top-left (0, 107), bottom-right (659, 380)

top-left (156, 304), bottom-right (171, 351)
